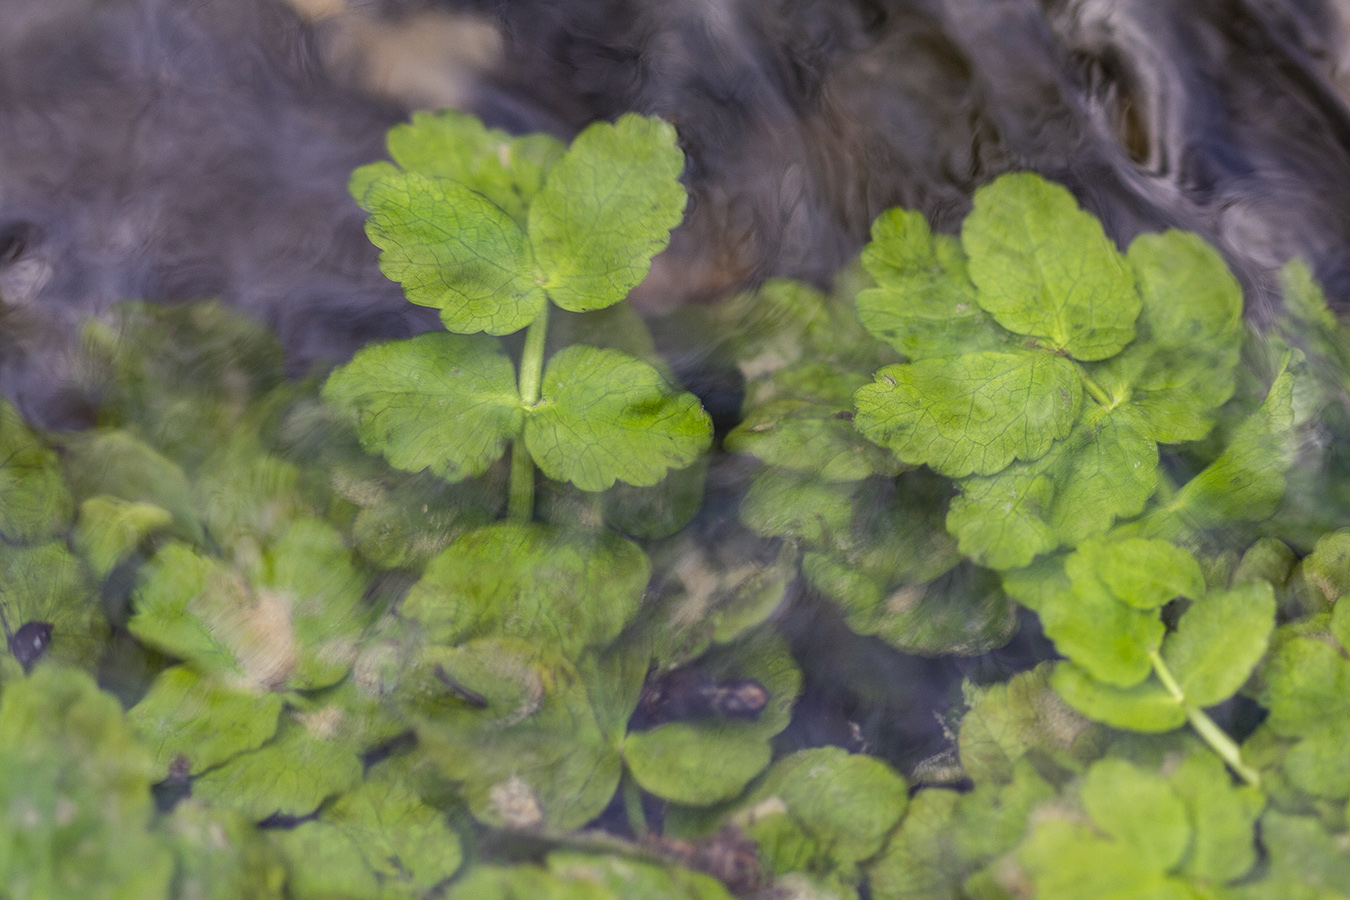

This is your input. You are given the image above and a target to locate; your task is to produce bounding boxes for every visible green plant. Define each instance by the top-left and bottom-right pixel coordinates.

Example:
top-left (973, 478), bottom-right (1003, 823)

top-left (2, 112), bottom-right (1350, 898)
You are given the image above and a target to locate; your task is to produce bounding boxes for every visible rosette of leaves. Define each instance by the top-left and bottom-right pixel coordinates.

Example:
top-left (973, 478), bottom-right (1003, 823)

top-left (1004, 537), bottom-right (1275, 783)
top-left (323, 110), bottom-right (712, 525)
top-left (851, 174), bottom-right (1251, 570)
top-left (1004, 755), bottom-right (1264, 899)
top-left (722, 282), bottom-right (1016, 657)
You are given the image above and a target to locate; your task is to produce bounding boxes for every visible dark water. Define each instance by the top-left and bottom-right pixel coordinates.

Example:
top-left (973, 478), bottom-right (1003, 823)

top-left (1, 0), bottom-right (1348, 770)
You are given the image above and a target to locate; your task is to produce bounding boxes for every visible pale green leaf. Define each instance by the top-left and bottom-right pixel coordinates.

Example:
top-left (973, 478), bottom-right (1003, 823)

top-left (322, 331), bottom-right (523, 482)
top-left (856, 208), bottom-right (1007, 360)
top-left (1050, 662), bottom-right (1185, 733)
top-left (529, 114), bottom-right (686, 312)
top-left (1162, 581), bottom-right (1275, 707)
top-left (129, 666), bottom-right (282, 779)
top-left (1066, 538), bottom-right (1205, 610)
top-left (402, 522), bottom-right (649, 658)
top-left (0, 398), bottom-right (72, 543)
top-left (525, 346), bottom-right (711, 491)
top-left (72, 496), bottom-right (173, 580)
top-left (854, 350), bottom-right (1082, 477)
top-left (363, 171), bottom-right (546, 334)
top-left (961, 173), bottom-right (1139, 360)
top-left (1081, 759), bottom-right (1190, 871)
top-left (1168, 752), bottom-right (1263, 883)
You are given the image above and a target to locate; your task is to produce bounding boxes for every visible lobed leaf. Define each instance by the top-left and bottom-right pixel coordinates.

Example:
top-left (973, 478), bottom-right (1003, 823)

top-left (364, 171), bottom-right (546, 334)
top-left (854, 350), bottom-right (1081, 478)
top-left (1162, 580), bottom-right (1275, 707)
top-left (528, 114), bottom-right (686, 313)
top-left (961, 173), bottom-right (1139, 360)
top-left (525, 346), bottom-right (711, 491)
top-left (856, 208), bottom-right (1007, 360)
top-left (322, 331), bottom-right (523, 482)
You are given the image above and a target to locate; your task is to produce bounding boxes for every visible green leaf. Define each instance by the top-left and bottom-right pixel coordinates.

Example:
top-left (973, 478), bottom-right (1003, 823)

top-left (278, 772), bottom-right (463, 899)
top-left (0, 398), bottom-right (73, 542)
top-left (1162, 581), bottom-right (1275, 707)
top-left (79, 300), bottom-right (285, 469)
top-left (947, 465), bottom-right (1058, 570)
top-left (546, 853), bottom-right (737, 900)
top-left (726, 363), bottom-right (901, 481)
top-left (1004, 555), bottom-right (1163, 687)
top-left (72, 496), bottom-right (173, 580)
top-left (854, 350), bottom-right (1082, 477)
top-left (128, 666), bottom-right (282, 779)
top-left (525, 346), bottom-right (711, 491)
top-left (957, 663), bottom-right (1098, 786)
top-left (1168, 752), bottom-right (1263, 883)
top-left (741, 467), bottom-right (856, 546)
top-left (192, 715), bottom-right (363, 821)
top-left (1167, 361), bottom-right (1296, 526)
top-left (0, 541), bottom-right (106, 672)
top-left (402, 522), bottom-right (649, 658)
top-left (1066, 538), bottom-right (1205, 610)
top-left (1256, 632), bottom-right (1350, 800)
top-left (0, 666), bottom-right (174, 900)
top-left (260, 518), bottom-right (371, 691)
top-left (130, 527), bottom-right (368, 692)
top-left (732, 747), bottom-right (908, 884)
top-left (528, 114), bottom-right (686, 312)
top-left (1042, 404), bottom-right (1158, 545)
top-left (961, 173), bottom-right (1139, 360)
top-left (624, 629), bottom-right (801, 805)
top-left (1091, 231), bottom-right (1243, 443)
top-left (61, 429), bottom-right (202, 544)
top-left (856, 208), bottom-right (1007, 360)
top-left (827, 561), bottom-right (1018, 657)
top-left (378, 109), bottom-right (564, 224)
top-left (1017, 820), bottom-right (1192, 900)
top-left (1081, 758), bottom-right (1190, 871)
top-left (1247, 812), bottom-right (1350, 899)
top-left (1050, 662), bottom-right (1185, 733)
top-left (867, 761), bottom-right (1055, 900)
top-left (162, 801), bottom-right (286, 900)
top-left (322, 331), bottom-right (523, 482)
top-left (363, 171), bottom-right (547, 334)
top-left (407, 637), bottom-right (619, 832)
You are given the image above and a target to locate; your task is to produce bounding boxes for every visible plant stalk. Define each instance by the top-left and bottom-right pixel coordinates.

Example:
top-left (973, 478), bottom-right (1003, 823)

top-left (1076, 366), bottom-right (1115, 409)
top-left (621, 769), bottom-right (649, 839)
top-left (1149, 650), bottom-right (1260, 787)
top-left (507, 305), bottom-right (550, 523)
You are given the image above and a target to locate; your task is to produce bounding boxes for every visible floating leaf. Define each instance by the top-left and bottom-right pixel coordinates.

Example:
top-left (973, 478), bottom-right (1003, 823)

top-left (72, 496), bottom-right (173, 580)
top-left (322, 331), bottom-right (522, 482)
top-left (856, 208), bottom-right (1008, 360)
top-left (162, 801), bottom-right (286, 900)
top-left (732, 747), bottom-right (907, 887)
top-left (961, 173), bottom-right (1139, 360)
top-left (625, 629), bottom-right (801, 805)
top-left (408, 637), bottom-right (619, 831)
top-left (1066, 538), bottom-right (1205, 611)
top-left (0, 541), bottom-right (105, 672)
top-left (1162, 581), bottom-right (1275, 707)
top-left (1049, 662), bottom-right (1185, 733)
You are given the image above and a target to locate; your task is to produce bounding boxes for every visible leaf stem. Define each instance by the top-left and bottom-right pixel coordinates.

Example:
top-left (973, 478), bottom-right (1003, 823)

top-left (508, 304), bottom-right (550, 522)
top-left (622, 769), bottom-right (649, 839)
top-left (1077, 366), bottom-right (1114, 409)
top-left (1149, 650), bottom-right (1260, 787)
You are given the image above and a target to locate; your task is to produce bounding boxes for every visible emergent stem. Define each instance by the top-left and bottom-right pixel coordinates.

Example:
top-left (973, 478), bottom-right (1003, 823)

top-left (507, 304), bottom-right (550, 523)
top-left (1149, 650), bottom-right (1260, 787)
top-left (1077, 365), bottom-right (1115, 409)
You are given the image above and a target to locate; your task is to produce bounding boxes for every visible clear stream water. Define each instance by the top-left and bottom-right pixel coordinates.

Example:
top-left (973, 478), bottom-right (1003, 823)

top-left (1, 0), bottom-right (1348, 808)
